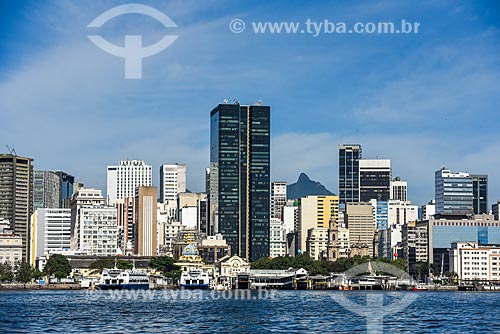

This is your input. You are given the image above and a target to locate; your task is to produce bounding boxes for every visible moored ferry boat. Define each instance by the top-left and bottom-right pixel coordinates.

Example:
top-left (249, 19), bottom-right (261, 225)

top-left (180, 269), bottom-right (210, 289)
top-left (98, 266), bottom-right (149, 290)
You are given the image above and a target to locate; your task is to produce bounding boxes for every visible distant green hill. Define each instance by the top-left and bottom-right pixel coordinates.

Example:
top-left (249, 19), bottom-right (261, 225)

top-left (287, 173), bottom-right (334, 200)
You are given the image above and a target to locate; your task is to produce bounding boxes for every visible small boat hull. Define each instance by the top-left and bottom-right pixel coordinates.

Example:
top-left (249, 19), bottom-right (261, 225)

top-left (98, 283), bottom-right (149, 290)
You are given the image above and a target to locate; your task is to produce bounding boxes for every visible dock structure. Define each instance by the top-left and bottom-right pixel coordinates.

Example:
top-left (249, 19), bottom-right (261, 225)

top-left (249, 268), bottom-right (308, 289)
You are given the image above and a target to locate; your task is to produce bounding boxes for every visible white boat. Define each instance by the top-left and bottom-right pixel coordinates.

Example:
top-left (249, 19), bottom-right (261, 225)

top-left (98, 265), bottom-right (149, 290)
top-left (180, 268), bottom-right (210, 289)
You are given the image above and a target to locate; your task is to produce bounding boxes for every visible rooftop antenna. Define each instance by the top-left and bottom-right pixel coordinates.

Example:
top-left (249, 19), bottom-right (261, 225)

top-left (5, 145), bottom-right (17, 156)
top-left (232, 98), bottom-right (239, 104)
top-left (254, 100), bottom-right (263, 106)
top-left (222, 98), bottom-right (229, 104)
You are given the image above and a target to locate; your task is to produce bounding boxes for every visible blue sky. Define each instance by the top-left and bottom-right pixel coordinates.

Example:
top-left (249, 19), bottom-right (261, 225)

top-left (1, 0), bottom-right (499, 206)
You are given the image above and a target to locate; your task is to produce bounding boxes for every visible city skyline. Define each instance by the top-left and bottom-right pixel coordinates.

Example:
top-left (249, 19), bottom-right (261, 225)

top-left (1, 1), bottom-right (499, 206)
top-left (3, 3), bottom-right (500, 332)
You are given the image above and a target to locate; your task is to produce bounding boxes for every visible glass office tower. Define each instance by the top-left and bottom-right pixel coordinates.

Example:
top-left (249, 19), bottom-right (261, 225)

top-left (210, 102), bottom-right (270, 262)
top-left (339, 144), bottom-right (362, 204)
top-left (58, 172), bottom-right (75, 208)
top-left (471, 174), bottom-right (488, 215)
top-left (435, 167), bottom-right (473, 216)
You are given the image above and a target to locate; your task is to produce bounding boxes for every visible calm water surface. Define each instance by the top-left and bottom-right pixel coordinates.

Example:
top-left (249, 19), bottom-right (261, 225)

top-left (1, 290), bottom-right (499, 333)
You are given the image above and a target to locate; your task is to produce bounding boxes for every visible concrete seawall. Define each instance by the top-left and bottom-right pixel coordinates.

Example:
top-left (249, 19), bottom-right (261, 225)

top-left (0, 284), bottom-right (82, 290)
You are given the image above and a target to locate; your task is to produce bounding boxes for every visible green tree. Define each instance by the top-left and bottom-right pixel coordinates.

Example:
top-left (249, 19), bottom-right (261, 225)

top-left (32, 268), bottom-right (43, 280)
top-left (16, 262), bottom-right (34, 283)
top-left (388, 258), bottom-right (407, 272)
top-left (251, 255), bottom-right (410, 277)
top-left (0, 262), bottom-right (14, 282)
top-left (44, 254), bottom-right (72, 279)
top-left (251, 255), bottom-right (328, 275)
top-left (165, 269), bottom-right (182, 282)
top-left (251, 257), bottom-right (273, 269)
top-left (149, 256), bottom-right (179, 276)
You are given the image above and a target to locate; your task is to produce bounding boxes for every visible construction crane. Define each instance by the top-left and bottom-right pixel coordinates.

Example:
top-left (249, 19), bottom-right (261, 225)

top-left (5, 145), bottom-right (17, 156)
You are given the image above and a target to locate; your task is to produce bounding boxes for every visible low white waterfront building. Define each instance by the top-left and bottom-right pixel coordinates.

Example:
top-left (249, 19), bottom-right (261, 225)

top-left (449, 242), bottom-right (500, 283)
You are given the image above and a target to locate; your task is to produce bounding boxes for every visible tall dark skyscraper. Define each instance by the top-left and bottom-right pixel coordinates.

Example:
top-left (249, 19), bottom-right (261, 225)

top-left (339, 144), bottom-right (362, 204)
top-left (471, 174), bottom-right (488, 215)
top-left (359, 159), bottom-right (391, 202)
top-left (210, 102), bottom-right (270, 262)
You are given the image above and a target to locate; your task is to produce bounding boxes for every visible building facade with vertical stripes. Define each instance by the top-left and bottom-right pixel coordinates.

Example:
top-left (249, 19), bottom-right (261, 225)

top-left (209, 103), bottom-right (270, 262)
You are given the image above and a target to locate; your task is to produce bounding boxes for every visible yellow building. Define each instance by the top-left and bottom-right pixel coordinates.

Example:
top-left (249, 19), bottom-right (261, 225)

top-left (316, 196), bottom-right (339, 228)
top-left (298, 195), bottom-right (339, 255)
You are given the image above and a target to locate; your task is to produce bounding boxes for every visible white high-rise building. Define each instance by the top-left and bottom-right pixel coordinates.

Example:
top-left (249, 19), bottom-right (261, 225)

top-left (107, 160), bottom-right (152, 202)
top-left (283, 200), bottom-right (298, 233)
top-left (390, 178), bottom-right (407, 201)
top-left (270, 182), bottom-right (287, 220)
top-left (69, 188), bottom-right (106, 249)
top-left (376, 200), bottom-right (417, 259)
top-left (69, 188), bottom-right (118, 256)
top-left (387, 200), bottom-right (418, 226)
top-left (158, 220), bottom-right (182, 256)
top-left (421, 200), bottom-right (436, 220)
top-left (270, 218), bottom-right (286, 258)
top-left (180, 207), bottom-right (198, 229)
top-left (378, 224), bottom-right (403, 259)
top-left (157, 202), bottom-right (183, 256)
top-left (32, 208), bottom-right (71, 261)
top-left (160, 163), bottom-right (186, 203)
top-left (77, 207), bottom-right (118, 256)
